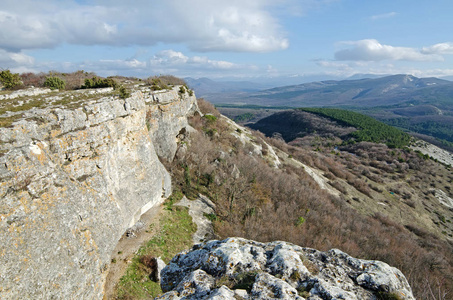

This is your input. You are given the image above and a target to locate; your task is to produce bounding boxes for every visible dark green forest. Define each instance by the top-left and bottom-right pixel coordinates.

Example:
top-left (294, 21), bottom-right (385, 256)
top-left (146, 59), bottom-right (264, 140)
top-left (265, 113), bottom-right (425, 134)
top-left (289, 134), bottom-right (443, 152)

top-left (299, 108), bottom-right (412, 148)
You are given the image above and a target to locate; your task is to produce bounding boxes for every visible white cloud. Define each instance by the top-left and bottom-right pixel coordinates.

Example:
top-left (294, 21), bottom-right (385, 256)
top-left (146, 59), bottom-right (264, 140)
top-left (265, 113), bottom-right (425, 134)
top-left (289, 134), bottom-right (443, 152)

top-left (0, 49), bottom-right (35, 68)
top-left (0, 0), bottom-right (289, 53)
top-left (150, 50), bottom-right (242, 71)
top-left (334, 39), bottom-right (442, 62)
top-left (421, 42), bottom-right (453, 55)
top-left (316, 55), bottom-right (453, 79)
top-left (369, 12), bottom-right (398, 20)
top-left (26, 49), bottom-right (251, 77)
top-left (152, 50), bottom-right (189, 65)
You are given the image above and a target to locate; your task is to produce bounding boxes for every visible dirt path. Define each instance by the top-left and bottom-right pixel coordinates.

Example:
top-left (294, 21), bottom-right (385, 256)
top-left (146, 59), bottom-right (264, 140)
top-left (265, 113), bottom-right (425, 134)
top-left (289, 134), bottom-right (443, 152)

top-left (103, 204), bottom-right (163, 300)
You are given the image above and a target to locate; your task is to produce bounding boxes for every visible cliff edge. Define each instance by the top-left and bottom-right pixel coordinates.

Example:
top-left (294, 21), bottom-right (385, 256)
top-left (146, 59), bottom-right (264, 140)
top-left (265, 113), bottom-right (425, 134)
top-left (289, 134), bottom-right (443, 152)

top-left (0, 86), bottom-right (198, 299)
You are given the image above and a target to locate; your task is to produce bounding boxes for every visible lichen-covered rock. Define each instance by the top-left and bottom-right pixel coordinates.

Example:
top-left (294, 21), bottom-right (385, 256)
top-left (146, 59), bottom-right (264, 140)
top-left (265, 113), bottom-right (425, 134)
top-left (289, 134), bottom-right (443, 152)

top-left (159, 238), bottom-right (415, 300)
top-left (0, 86), bottom-right (198, 299)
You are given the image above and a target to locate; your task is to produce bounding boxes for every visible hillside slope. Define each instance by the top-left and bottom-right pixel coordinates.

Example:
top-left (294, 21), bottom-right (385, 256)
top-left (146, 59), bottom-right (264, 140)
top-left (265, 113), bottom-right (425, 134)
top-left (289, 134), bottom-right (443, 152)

top-left (164, 102), bottom-right (453, 299)
top-left (249, 109), bottom-right (453, 239)
top-left (2, 84), bottom-right (452, 299)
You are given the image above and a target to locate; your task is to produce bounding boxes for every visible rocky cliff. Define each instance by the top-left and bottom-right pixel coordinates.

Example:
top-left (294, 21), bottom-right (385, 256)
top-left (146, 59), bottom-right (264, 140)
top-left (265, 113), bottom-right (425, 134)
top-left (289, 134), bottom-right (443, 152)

top-left (158, 238), bottom-right (415, 300)
top-left (0, 86), bottom-right (198, 299)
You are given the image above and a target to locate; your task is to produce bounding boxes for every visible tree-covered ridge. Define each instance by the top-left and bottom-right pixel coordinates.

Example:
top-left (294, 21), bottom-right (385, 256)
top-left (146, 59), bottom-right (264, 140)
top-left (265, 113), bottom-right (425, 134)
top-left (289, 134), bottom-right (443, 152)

top-left (299, 108), bottom-right (411, 148)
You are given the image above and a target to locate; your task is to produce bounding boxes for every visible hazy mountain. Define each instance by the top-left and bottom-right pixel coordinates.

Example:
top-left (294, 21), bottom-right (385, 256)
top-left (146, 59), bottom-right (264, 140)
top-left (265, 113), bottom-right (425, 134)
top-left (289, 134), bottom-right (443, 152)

top-left (216, 74), bottom-right (453, 107)
top-left (440, 75), bottom-right (453, 81)
top-left (184, 77), bottom-right (270, 97)
top-left (346, 73), bottom-right (387, 80)
top-left (185, 74), bottom-right (344, 98)
top-left (215, 74), bottom-right (453, 148)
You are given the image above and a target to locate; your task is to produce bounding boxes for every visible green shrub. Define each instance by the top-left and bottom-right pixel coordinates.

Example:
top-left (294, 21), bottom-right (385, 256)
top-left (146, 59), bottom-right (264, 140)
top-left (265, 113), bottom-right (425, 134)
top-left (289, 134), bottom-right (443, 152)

top-left (179, 86), bottom-right (186, 94)
top-left (147, 77), bottom-right (169, 90)
top-left (204, 213), bottom-right (218, 222)
top-left (204, 114), bottom-right (217, 122)
top-left (82, 76), bottom-right (118, 89)
top-left (296, 216), bottom-right (306, 226)
top-left (44, 76), bottom-right (66, 90)
top-left (376, 291), bottom-right (403, 300)
top-left (118, 86), bottom-right (130, 99)
top-left (0, 70), bottom-right (21, 89)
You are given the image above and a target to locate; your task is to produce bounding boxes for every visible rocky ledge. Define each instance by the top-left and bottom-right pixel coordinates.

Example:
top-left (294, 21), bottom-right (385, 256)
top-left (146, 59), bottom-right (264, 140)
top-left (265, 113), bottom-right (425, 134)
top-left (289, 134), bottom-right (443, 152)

top-left (0, 85), bottom-right (198, 299)
top-left (158, 237), bottom-right (414, 300)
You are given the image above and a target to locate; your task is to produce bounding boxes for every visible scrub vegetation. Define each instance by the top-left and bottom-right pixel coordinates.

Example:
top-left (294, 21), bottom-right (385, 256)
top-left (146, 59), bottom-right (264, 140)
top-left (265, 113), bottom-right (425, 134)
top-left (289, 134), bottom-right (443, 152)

top-left (160, 98), bottom-right (453, 299)
top-left (299, 108), bottom-right (411, 148)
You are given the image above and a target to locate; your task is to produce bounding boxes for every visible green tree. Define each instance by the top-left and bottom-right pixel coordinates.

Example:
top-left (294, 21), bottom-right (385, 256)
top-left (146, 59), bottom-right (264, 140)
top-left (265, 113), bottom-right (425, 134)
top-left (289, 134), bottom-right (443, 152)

top-left (118, 86), bottom-right (130, 99)
top-left (0, 70), bottom-right (21, 89)
top-left (44, 77), bottom-right (66, 90)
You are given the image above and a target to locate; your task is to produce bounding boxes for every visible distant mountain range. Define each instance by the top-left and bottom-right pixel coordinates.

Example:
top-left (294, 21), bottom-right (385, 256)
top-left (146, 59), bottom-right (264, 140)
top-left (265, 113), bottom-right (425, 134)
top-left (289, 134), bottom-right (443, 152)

top-left (184, 77), bottom-right (270, 96)
top-left (205, 74), bottom-right (453, 107)
top-left (208, 74), bottom-right (453, 150)
top-left (185, 74), bottom-right (349, 98)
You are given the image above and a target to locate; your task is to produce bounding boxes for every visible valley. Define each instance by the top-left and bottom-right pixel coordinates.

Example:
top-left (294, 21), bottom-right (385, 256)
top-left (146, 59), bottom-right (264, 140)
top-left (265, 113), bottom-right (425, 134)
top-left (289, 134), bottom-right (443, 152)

top-left (192, 74), bottom-right (453, 150)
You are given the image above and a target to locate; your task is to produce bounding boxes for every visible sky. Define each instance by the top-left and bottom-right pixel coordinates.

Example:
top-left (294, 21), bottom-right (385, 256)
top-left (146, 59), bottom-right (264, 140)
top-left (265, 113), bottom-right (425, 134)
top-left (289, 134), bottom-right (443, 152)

top-left (1, 0), bottom-right (453, 82)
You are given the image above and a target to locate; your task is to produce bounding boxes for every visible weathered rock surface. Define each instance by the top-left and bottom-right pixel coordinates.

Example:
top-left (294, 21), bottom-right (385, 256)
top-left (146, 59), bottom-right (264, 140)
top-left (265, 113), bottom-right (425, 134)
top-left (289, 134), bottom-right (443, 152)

top-left (0, 87), bottom-right (52, 100)
top-left (158, 238), bottom-right (415, 300)
top-left (0, 86), bottom-right (198, 299)
top-left (176, 195), bottom-right (217, 244)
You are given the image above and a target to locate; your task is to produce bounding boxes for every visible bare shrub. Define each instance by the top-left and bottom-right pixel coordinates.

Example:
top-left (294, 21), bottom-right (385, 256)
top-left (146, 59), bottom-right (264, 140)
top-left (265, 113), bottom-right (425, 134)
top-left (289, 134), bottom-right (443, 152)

top-left (347, 178), bottom-right (372, 197)
top-left (329, 181), bottom-right (347, 194)
top-left (139, 255), bottom-right (159, 282)
top-left (170, 98), bottom-right (453, 298)
top-left (197, 98), bottom-right (220, 116)
top-left (154, 75), bottom-right (185, 86)
top-left (20, 72), bottom-right (47, 87)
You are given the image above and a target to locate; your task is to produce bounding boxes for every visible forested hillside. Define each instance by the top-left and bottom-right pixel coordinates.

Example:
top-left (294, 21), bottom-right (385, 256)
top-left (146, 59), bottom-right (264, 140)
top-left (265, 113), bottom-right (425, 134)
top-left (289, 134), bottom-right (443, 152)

top-left (299, 108), bottom-right (412, 148)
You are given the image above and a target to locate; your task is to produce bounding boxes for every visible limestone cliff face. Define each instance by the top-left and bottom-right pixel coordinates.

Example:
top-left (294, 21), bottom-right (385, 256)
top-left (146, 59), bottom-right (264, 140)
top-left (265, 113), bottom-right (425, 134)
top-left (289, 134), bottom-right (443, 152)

top-left (0, 86), bottom-right (198, 299)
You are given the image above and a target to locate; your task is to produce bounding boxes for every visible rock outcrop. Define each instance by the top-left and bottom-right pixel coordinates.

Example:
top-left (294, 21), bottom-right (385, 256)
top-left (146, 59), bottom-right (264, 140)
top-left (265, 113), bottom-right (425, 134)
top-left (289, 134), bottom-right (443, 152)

top-left (158, 238), bottom-right (415, 300)
top-left (176, 195), bottom-right (217, 244)
top-left (0, 86), bottom-right (198, 299)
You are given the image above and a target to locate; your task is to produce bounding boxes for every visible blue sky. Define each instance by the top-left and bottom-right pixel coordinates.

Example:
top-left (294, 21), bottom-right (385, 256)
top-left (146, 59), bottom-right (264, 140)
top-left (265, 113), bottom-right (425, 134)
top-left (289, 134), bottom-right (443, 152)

top-left (1, 0), bottom-right (453, 81)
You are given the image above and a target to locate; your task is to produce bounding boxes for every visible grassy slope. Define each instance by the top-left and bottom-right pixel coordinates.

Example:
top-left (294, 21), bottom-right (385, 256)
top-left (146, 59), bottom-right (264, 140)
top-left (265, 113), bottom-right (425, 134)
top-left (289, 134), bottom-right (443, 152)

top-left (115, 191), bottom-right (196, 299)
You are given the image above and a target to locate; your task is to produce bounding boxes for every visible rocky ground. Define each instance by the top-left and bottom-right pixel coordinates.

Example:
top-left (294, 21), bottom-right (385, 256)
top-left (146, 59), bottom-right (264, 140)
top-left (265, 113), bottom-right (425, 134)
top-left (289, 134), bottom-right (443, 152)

top-left (103, 204), bottom-right (162, 300)
top-left (411, 140), bottom-right (453, 166)
top-left (157, 238), bottom-right (415, 300)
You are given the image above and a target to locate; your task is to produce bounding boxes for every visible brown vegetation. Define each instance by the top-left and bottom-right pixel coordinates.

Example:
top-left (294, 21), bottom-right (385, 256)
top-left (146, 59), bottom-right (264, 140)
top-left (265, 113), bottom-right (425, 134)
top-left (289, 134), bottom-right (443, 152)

top-left (163, 98), bottom-right (453, 299)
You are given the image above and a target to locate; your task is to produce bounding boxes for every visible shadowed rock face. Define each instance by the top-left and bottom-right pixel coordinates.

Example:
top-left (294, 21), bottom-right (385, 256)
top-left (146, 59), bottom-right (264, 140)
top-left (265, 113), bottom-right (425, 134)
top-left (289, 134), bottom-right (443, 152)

top-left (0, 86), bottom-right (198, 299)
top-left (158, 238), bottom-right (415, 300)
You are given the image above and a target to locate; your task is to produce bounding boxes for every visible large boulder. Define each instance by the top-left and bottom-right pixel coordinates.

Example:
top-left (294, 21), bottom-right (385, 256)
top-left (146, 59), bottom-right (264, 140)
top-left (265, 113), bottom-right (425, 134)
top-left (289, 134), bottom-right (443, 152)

top-left (158, 237), bottom-right (415, 300)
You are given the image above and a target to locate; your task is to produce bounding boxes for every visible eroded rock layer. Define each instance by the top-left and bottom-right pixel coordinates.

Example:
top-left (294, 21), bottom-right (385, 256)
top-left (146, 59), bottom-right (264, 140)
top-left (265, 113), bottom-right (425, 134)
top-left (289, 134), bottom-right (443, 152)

top-left (0, 87), bottom-right (198, 299)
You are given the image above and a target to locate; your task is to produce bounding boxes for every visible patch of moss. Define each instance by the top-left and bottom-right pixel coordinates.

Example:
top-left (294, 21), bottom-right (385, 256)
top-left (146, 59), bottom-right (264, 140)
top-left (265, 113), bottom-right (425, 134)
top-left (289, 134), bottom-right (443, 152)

top-left (215, 270), bottom-right (259, 293)
top-left (376, 291), bottom-right (403, 300)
